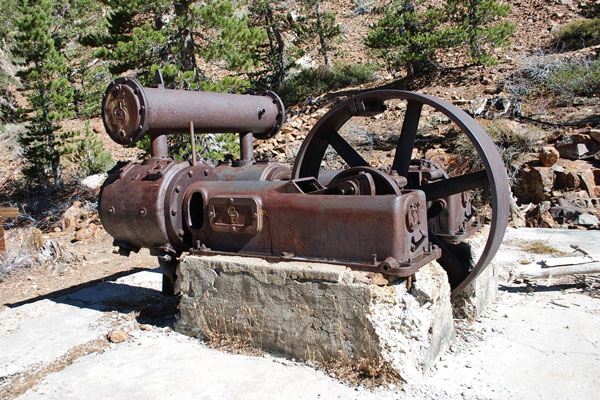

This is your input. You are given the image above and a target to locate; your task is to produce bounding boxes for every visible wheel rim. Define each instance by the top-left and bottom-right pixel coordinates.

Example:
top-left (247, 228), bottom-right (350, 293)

top-left (291, 90), bottom-right (510, 296)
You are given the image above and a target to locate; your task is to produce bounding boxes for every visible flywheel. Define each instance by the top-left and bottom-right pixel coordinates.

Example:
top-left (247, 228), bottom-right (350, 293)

top-left (292, 90), bottom-right (510, 296)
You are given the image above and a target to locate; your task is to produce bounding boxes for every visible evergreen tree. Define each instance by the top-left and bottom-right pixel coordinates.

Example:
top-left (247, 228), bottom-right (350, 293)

top-left (365, 0), bottom-right (449, 75)
top-left (445, 0), bottom-right (514, 65)
top-left (13, 0), bottom-right (74, 186)
top-left (248, 0), bottom-right (297, 88)
top-left (295, 0), bottom-right (341, 67)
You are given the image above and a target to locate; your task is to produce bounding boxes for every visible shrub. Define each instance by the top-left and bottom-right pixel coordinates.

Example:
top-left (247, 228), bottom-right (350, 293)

top-left (64, 122), bottom-right (113, 176)
top-left (580, 0), bottom-right (600, 18)
top-left (506, 57), bottom-right (600, 105)
top-left (544, 57), bottom-right (600, 99)
top-left (552, 18), bottom-right (600, 51)
top-left (279, 63), bottom-right (374, 105)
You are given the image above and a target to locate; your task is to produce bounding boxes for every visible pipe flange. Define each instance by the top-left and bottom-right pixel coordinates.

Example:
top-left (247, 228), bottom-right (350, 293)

top-left (102, 77), bottom-right (149, 145)
top-left (252, 90), bottom-right (285, 140)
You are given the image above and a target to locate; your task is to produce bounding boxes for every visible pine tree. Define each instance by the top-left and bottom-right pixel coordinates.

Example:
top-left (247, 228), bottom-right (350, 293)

top-left (445, 0), bottom-right (514, 65)
top-left (365, 0), bottom-right (449, 75)
top-left (248, 0), bottom-right (297, 88)
top-left (295, 0), bottom-right (341, 67)
top-left (13, 0), bottom-right (74, 186)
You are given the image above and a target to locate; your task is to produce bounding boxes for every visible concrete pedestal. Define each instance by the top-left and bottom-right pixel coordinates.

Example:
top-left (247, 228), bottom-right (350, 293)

top-left (449, 227), bottom-right (499, 320)
top-left (174, 255), bottom-right (454, 381)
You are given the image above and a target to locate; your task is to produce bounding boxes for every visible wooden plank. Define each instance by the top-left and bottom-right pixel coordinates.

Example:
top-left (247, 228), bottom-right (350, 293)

top-left (514, 263), bottom-right (600, 279)
top-left (542, 256), bottom-right (597, 268)
top-left (0, 207), bottom-right (19, 218)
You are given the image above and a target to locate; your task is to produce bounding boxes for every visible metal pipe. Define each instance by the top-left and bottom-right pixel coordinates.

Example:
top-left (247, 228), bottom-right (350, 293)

top-left (190, 121), bottom-right (197, 166)
top-left (151, 134), bottom-right (168, 158)
top-left (102, 77), bottom-right (285, 146)
top-left (239, 132), bottom-right (254, 163)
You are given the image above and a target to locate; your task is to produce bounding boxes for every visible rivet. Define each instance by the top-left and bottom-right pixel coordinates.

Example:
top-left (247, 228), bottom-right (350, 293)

top-left (108, 206), bottom-right (115, 214)
top-left (118, 129), bottom-right (126, 138)
top-left (178, 229), bottom-right (185, 237)
top-left (188, 171), bottom-right (194, 177)
top-left (139, 208), bottom-right (146, 216)
top-left (175, 185), bottom-right (181, 193)
top-left (171, 209), bottom-right (177, 216)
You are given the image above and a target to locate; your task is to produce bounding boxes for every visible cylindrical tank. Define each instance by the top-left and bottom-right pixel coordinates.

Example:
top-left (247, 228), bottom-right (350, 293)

top-left (102, 77), bottom-right (285, 145)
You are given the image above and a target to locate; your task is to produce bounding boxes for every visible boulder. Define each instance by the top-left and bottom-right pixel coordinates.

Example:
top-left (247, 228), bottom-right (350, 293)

top-left (514, 165), bottom-right (554, 203)
top-left (539, 146), bottom-right (559, 167)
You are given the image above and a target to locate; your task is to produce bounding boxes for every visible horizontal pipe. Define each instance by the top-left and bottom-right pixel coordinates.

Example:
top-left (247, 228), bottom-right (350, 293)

top-left (102, 77), bottom-right (284, 146)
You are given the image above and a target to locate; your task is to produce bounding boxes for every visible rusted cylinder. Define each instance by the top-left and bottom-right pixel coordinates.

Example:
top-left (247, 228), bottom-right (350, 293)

top-left (102, 77), bottom-right (285, 146)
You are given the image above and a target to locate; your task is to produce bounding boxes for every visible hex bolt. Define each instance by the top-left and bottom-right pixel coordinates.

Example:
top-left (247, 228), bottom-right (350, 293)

top-left (208, 211), bottom-right (214, 218)
top-left (171, 209), bottom-right (177, 216)
top-left (118, 129), bottom-right (126, 138)
top-left (175, 185), bottom-right (181, 193)
top-left (158, 253), bottom-right (172, 263)
top-left (177, 229), bottom-right (185, 237)
top-left (188, 171), bottom-right (194, 177)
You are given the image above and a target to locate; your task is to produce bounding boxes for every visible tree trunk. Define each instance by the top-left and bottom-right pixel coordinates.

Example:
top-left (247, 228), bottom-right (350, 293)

top-left (315, 1), bottom-right (331, 67)
top-left (264, 3), bottom-right (287, 87)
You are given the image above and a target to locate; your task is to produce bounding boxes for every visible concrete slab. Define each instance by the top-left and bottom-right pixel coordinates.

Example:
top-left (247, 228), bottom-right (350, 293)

top-left (175, 255), bottom-right (454, 381)
top-left (0, 301), bottom-right (103, 377)
top-left (1, 228), bottom-right (599, 400)
top-left (15, 331), bottom-right (385, 400)
top-left (503, 227), bottom-right (600, 255)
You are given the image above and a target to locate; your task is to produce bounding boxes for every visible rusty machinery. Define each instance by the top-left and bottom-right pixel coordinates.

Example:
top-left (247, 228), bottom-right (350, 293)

top-left (99, 74), bottom-right (509, 297)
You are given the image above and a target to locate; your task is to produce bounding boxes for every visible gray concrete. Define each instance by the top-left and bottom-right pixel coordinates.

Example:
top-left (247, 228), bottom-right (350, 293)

top-left (451, 228), bottom-right (499, 319)
top-left (503, 227), bottom-right (600, 255)
top-left (1, 228), bottom-right (599, 399)
top-left (175, 255), bottom-right (454, 381)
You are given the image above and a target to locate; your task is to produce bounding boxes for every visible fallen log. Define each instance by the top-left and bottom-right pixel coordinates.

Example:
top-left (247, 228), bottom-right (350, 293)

top-left (515, 263), bottom-right (600, 279)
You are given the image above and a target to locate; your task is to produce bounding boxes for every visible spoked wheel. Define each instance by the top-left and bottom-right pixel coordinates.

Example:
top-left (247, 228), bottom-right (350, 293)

top-left (291, 90), bottom-right (510, 296)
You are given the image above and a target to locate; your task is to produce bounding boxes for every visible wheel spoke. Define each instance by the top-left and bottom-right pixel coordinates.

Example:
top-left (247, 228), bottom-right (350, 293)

top-left (429, 232), bottom-right (470, 289)
top-left (392, 100), bottom-right (423, 176)
top-left (326, 130), bottom-right (370, 168)
top-left (417, 170), bottom-right (488, 201)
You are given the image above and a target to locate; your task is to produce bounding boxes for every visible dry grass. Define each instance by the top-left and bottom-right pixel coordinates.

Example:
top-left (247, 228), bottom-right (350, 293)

top-left (524, 240), bottom-right (561, 254)
top-left (321, 357), bottom-right (403, 388)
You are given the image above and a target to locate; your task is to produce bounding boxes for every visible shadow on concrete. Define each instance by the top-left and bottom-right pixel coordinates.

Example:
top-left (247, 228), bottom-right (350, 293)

top-left (7, 268), bottom-right (179, 328)
top-left (6, 267), bottom-right (152, 308)
top-left (499, 283), bottom-right (585, 293)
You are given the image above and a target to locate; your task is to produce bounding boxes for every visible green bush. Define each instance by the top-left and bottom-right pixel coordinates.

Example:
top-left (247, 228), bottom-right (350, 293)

top-left (506, 57), bottom-right (600, 105)
top-left (552, 18), bottom-right (600, 51)
top-left (64, 122), bottom-right (114, 176)
top-left (279, 63), bottom-right (374, 106)
top-left (544, 57), bottom-right (600, 99)
top-left (580, 0), bottom-right (600, 18)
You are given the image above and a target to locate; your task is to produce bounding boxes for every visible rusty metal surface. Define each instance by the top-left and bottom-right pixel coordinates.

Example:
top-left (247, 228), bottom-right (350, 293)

top-left (183, 180), bottom-right (438, 276)
top-left (102, 77), bottom-right (285, 145)
top-left (292, 90), bottom-right (510, 295)
top-left (98, 78), bottom-right (509, 296)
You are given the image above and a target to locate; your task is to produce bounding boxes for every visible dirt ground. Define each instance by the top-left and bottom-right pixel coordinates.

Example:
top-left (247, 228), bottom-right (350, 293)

top-left (0, 229), bottom-right (156, 310)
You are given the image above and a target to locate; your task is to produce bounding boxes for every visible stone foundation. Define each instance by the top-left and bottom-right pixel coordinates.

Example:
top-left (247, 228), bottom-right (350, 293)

top-left (174, 255), bottom-right (454, 381)
top-left (450, 227), bottom-right (499, 319)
